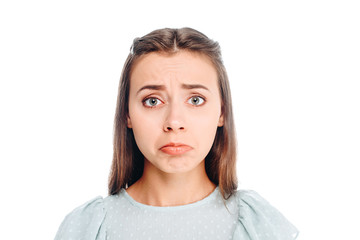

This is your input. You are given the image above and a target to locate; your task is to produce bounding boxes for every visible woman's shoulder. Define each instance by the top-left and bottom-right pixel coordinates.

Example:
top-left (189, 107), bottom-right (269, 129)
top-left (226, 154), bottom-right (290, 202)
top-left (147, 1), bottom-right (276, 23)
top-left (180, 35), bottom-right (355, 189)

top-left (54, 196), bottom-right (107, 240)
top-left (232, 189), bottom-right (299, 240)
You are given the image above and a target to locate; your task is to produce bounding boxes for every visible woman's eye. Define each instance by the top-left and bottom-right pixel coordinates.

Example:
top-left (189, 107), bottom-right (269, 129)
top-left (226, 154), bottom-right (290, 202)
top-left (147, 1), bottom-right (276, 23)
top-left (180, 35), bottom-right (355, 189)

top-left (188, 96), bottom-right (205, 106)
top-left (143, 97), bottom-right (161, 107)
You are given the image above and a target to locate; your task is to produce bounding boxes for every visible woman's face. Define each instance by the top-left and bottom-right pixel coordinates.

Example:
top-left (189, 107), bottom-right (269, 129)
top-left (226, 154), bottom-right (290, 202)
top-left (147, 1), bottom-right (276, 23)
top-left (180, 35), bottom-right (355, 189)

top-left (127, 51), bottom-right (223, 174)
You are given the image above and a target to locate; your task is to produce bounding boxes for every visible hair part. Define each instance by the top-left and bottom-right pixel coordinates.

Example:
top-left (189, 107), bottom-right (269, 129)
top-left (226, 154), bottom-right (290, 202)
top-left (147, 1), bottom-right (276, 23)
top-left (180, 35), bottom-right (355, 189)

top-left (108, 27), bottom-right (238, 199)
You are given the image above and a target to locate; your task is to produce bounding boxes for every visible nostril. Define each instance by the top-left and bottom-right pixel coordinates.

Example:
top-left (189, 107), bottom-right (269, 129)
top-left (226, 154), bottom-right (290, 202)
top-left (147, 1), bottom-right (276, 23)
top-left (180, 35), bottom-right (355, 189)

top-left (165, 126), bottom-right (184, 131)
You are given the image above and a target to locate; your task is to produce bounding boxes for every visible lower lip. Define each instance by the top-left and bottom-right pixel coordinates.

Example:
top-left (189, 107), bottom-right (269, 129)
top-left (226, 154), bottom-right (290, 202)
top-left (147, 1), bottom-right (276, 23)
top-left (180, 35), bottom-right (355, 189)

top-left (160, 146), bottom-right (192, 155)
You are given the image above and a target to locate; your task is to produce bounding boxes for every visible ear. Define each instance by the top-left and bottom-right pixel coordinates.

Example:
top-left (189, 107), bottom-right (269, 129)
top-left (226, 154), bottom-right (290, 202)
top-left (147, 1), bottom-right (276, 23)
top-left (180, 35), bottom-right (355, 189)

top-left (127, 116), bottom-right (132, 128)
top-left (217, 114), bottom-right (224, 127)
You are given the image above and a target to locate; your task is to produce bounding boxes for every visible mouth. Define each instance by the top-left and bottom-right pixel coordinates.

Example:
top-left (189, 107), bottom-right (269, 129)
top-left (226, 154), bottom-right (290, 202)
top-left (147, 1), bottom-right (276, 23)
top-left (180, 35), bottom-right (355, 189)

top-left (159, 143), bottom-right (193, 155)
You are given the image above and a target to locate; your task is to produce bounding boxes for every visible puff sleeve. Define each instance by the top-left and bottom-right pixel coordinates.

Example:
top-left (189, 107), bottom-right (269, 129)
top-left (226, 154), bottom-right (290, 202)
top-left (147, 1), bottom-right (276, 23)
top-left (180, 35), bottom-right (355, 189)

top-left (233, 190), bottom-right (299, 240)
top-left (54, 196), bottom-right (106, 240)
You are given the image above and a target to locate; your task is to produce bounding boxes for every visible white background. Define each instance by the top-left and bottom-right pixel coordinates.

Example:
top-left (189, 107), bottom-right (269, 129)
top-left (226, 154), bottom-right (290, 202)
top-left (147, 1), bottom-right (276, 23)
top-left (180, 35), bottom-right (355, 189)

top-left (0, 1), bottom-right (359, 239)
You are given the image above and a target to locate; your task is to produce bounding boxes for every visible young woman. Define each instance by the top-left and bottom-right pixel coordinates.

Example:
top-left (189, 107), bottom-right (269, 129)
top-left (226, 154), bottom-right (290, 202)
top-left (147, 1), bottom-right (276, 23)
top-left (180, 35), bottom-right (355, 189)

top-left (54, 27), bottom-right (299, 240)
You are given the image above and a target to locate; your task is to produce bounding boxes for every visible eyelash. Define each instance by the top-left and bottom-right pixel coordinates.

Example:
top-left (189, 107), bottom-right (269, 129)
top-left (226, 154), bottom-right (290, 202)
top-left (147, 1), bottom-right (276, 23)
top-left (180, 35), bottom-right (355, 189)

top-left (142, 95), bottom-right (206, 108)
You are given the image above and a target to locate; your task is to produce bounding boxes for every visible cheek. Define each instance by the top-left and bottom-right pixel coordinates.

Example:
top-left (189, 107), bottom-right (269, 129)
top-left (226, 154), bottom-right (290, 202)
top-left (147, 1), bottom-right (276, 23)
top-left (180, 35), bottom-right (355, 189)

top-left (129, 107), bottom-right (162, 151)
top-left (191, 110), bottom-right (221, 150)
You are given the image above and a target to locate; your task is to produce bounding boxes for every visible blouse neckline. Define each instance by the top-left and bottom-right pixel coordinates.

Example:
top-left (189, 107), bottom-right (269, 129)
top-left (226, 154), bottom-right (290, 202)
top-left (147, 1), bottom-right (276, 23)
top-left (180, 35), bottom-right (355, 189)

top-left (121, 186), bottom-right (219, 211)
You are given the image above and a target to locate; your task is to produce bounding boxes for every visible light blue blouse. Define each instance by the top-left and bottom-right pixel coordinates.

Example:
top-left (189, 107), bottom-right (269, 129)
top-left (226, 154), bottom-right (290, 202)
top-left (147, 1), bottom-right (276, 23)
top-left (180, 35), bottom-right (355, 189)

top-left (54, 187), bottom-right (299, 239)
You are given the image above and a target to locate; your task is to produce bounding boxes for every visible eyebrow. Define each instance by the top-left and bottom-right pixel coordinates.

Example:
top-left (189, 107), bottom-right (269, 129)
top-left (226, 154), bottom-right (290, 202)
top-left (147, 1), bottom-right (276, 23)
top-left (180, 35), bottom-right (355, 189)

top-left (181, 83), bottom-right (209, 91)
top-left (136, 83), bottom-right (209, 95)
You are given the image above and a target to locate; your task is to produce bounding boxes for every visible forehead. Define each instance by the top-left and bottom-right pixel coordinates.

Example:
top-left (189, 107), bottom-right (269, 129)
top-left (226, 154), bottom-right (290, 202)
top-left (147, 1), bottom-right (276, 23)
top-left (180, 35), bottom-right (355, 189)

top-left (130, 51), bottom-right (218, 88)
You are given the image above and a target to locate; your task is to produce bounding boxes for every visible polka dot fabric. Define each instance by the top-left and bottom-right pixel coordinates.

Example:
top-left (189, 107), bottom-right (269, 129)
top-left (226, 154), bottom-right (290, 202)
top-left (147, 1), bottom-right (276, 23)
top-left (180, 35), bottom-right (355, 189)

top-left (54, 196), bottom-right (106, 240)
top-left (54, 188), bottom-right (299, 240)
top-left (233, 190), bottom-right (299, 239)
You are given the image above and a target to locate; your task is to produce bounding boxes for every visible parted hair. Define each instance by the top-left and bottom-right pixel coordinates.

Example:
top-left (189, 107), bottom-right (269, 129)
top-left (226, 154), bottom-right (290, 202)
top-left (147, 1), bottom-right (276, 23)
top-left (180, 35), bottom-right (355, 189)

top-left (108, 27), bottom-right (238, 199)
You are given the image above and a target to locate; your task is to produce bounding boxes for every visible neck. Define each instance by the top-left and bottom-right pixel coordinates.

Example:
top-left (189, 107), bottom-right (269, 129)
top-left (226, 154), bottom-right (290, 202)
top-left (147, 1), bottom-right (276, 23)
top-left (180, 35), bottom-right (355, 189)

top-left (126, 159), bottom-right (216, 207)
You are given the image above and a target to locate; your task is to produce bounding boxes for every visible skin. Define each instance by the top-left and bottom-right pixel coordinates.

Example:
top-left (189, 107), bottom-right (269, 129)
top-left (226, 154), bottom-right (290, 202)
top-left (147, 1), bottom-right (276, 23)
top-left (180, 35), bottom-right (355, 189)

top-left (126, 51), bottom-right (223, 207)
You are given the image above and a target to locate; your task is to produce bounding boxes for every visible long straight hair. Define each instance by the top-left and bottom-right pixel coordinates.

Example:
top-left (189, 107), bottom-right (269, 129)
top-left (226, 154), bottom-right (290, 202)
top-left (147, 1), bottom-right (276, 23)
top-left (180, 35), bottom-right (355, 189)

top-left (108, 27), bottom-right (237, 199)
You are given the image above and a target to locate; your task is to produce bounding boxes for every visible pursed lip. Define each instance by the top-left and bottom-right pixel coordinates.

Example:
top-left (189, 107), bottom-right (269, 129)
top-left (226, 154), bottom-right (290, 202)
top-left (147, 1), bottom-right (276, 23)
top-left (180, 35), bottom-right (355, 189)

top-left (159, 142), bottom-right (193, 155)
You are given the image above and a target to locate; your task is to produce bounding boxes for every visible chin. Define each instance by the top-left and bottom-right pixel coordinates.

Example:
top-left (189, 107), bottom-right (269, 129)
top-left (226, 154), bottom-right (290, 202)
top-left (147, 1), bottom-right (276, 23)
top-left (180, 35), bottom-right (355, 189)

top-left (146, 156), bottom-right (204, 174)
top-left (161, 161), bottom-right (202, 174)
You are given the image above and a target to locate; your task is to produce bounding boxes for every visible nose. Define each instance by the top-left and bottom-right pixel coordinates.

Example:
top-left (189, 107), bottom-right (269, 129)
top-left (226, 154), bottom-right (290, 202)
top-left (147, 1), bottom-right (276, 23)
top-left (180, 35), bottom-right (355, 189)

top-left (163, 104), bottom-right (186, 133)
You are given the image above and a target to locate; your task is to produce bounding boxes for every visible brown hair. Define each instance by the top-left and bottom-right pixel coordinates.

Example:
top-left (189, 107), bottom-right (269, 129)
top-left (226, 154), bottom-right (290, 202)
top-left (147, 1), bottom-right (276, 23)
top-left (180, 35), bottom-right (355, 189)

top-left (108, 27), bottom-right (237, 199)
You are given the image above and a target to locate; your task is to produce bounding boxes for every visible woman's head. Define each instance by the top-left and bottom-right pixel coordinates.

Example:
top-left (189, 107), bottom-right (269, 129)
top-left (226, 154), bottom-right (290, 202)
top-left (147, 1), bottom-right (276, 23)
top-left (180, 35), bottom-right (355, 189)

top-left (127, 51), bottom-right (224, 176)
top-left (109, 27), bottom-right (237, 199)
